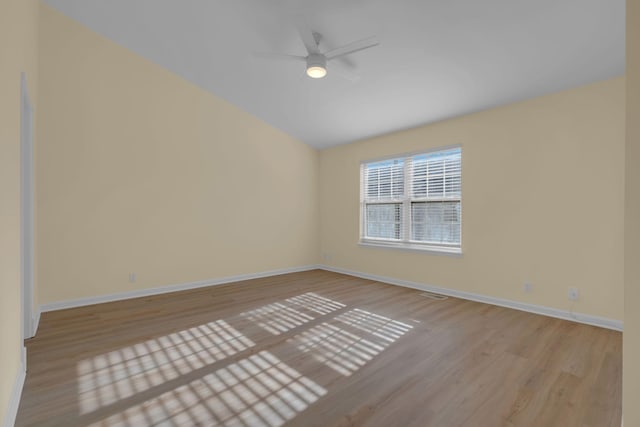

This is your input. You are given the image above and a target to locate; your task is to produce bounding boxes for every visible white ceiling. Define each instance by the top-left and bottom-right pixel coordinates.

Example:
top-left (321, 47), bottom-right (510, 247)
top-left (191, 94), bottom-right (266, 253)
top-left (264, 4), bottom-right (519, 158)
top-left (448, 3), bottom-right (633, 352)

top-left (43, 0), bottom-right (625, 149)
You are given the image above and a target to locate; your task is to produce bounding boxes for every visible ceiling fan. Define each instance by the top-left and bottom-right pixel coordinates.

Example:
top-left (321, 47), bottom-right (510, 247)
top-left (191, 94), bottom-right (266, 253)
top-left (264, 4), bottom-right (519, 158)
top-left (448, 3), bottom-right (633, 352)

top-left (259, 22), bottom-right (380, 80)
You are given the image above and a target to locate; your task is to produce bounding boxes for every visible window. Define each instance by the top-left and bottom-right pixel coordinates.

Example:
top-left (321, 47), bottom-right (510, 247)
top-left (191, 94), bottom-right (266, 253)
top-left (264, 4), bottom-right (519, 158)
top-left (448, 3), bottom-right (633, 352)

top-left (360, 147), bottom-right (462, 253)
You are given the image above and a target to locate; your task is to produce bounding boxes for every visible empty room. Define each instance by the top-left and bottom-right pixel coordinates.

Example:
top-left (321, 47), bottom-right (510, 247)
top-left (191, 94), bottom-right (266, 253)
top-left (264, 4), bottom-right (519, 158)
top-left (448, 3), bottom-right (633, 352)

top-left (1, 0), bottom-right (639, 426)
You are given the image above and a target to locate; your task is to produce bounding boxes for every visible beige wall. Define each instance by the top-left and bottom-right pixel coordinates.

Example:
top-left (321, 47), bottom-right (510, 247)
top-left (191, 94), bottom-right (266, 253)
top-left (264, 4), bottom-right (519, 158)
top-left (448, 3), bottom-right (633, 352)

top-left (320, 77), bottom-right (625, 321)
top-left (36, 5), bottom-right (319, 305)
top-left (0, 0), bottom-right (39, 422)
top-left (624, 0), bottom-right (639, 424)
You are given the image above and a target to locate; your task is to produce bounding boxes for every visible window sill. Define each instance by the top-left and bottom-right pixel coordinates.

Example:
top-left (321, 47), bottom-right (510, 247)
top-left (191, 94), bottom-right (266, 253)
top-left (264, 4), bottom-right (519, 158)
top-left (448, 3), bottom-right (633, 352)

top-left (358, 240), bottom-right (463, 257)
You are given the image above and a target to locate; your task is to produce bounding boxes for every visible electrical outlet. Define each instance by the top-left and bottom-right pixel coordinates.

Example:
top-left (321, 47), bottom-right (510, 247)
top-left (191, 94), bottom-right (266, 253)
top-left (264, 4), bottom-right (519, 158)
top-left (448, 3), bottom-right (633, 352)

top-left (129, 272), bottom-right (137, 283)
top-left (568, 287), bottom-right (579, 301)
top-left (523, 282), bottom-right (533, 293)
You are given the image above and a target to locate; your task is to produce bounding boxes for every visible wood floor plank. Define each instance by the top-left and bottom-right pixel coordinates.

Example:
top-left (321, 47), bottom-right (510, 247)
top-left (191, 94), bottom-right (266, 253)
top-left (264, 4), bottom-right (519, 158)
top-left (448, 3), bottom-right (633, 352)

top-left (15, 270), bottom-right (622, 426)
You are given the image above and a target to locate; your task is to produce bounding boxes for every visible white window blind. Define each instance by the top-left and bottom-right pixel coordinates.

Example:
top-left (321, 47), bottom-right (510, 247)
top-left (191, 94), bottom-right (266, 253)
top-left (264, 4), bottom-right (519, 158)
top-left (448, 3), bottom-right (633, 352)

top-left (360, 147), bottom-right (462, 252)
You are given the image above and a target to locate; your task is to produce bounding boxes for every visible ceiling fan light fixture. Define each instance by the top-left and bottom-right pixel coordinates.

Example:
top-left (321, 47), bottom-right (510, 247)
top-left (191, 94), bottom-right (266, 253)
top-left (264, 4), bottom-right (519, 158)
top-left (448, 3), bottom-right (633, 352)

top-left (306, 54), bottom-right (327, 78)
top-left (306, 65), bottom-right (327, 78)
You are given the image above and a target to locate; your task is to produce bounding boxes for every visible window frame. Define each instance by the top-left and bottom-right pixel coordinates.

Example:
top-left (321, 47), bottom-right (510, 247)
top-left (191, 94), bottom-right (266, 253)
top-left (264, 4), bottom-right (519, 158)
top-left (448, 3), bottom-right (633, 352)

top-left (359, 146), bottom-right (462, 255)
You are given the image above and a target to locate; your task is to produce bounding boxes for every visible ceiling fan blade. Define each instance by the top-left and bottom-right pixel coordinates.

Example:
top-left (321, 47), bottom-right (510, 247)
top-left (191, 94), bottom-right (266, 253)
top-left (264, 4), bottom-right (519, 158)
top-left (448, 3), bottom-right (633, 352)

top-left (329, 61), bottom-right (361, 82)
top-left (253, 52), bottom-right (306, 61)
top-left (295, 21), bottom-right (320, 55)
top-left (324, 37), bottom-right (379, 60)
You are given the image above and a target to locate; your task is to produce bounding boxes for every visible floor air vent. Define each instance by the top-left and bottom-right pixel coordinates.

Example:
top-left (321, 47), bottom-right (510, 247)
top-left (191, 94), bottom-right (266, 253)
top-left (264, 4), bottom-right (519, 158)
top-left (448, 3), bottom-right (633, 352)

top-left (419, 291), bottom-right (448, 301)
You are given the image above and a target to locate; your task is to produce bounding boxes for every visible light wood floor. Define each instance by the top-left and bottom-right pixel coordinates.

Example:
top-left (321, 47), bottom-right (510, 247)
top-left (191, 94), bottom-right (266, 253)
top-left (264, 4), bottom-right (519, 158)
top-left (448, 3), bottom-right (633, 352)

top-left (16, 270), bottom-right (621, 427)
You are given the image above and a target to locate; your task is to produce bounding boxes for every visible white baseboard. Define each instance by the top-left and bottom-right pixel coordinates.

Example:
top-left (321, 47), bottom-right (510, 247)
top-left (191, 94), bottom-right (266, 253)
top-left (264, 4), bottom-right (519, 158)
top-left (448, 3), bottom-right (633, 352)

top-left (319, 265), bottom-right (623, 331)
top-left (19, 346), bottom-right (26, 379)
top-left (39, 265), bottom-right (321, 314)
top-left (35, 263), bottom-right (622, 333)
top-left (2, 363), bottom-right (26, 427)
top-left (31, 309), bottom-right (40, 338)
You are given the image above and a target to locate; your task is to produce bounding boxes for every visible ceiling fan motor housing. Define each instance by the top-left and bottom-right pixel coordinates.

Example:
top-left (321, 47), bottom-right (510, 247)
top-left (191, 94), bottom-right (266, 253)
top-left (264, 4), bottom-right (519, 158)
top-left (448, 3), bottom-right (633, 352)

top-left (307, 53), bottom-right (327, 71)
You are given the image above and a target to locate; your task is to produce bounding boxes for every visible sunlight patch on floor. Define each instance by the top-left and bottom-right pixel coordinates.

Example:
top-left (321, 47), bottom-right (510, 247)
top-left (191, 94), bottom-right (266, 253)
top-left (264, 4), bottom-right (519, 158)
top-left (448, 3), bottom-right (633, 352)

top-left (335, 308), bottom-right (413, 342)
top-left (77, 319), bottom-right (254, 414)
top-left (240, 292), bottom-right (346, 335)
top-left (76, 293), bottom-right (414, 425)
top-left (294, 309), bottom-right (413, 376)
top-left (89, 351), bottom-right (327, 427)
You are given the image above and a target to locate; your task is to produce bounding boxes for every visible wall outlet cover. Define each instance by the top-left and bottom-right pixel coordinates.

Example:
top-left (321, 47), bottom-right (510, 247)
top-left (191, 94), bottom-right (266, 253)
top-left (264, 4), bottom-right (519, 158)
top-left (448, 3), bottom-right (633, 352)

top-left (568, 287), bottom-right (579, 301)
